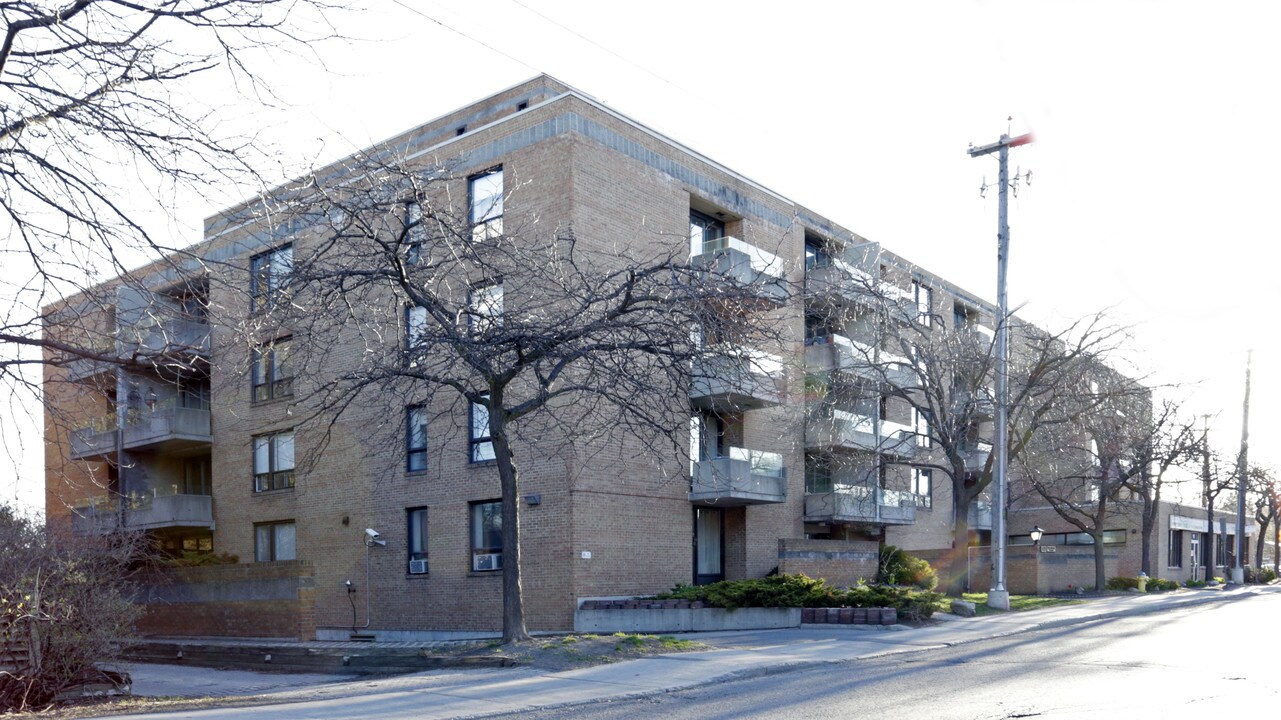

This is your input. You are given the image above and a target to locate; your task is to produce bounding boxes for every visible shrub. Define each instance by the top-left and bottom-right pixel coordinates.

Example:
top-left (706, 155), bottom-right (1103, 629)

top-left (0, 505), bottom-right (144, 712)
top-left (877, 546), bottom-right (939, 590)
top-left (1105, 576), bottom-right (1138, 591)
top-left (657, 574), bottom-right (939, 621)
top-left (1184, 579), bottom-right (1206, 588)
top-left (1146, 578), bottom-right (1179, 592)
top-left (1257, 568), bottom-right (1278, 583)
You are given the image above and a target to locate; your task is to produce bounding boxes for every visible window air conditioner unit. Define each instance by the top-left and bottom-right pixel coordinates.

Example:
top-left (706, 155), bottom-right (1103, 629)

top-left (408, 559), bottom-right (428, 575)
top-left (473, 553), bottom-right (502, 572)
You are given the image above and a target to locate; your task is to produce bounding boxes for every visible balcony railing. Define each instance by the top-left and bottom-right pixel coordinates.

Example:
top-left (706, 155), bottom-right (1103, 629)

top-left (122, 406), bottom-right (212, 450)
top-left (805, 334), bottom-right (917, 388)
top-left (968, 499), bottom-right (993, 530)
top-left (804, 485), bottom-right (917, 526)
top-left (71, 492), bottom-right (214, 536)
top-left (690, 447), bottom-right (787, 507)
top-left (691, 345), bottom-right (784, 410)
top-left (962, 441), bottom-right (993, 472)
top-left (805, 409), bottom-right (917, 457)
top-left (805, 258), bottom-right (913, 309)
top-left (123, 317), bottom-right (211, 357)
top-left (691, 236), bottom-right (788, 304)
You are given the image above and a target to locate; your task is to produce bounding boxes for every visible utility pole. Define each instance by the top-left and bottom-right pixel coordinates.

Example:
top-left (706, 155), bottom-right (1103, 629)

top-left (1232, 351), bottom-right (1251, 583)
top-left (968, 130), bottom-right (1032, 611)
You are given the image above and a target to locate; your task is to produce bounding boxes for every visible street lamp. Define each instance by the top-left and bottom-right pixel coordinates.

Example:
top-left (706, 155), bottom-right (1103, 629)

top-left (1030, 526), bottom-right (1044, 546)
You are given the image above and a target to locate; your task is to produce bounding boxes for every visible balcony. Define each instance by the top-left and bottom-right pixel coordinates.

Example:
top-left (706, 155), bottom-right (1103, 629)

top-left (805, 409), bottom-right (917, 458)
top-left (121, 317), bottom-right (211, 360)
top-left (690, 448), bottom-right (787, 507)
top-left (804, 485), bottom-right (916, 526)
top-left (69, 416), bottom-right (119, 461)
top-left (962, 440), bottom-right (993, 472)
top-left (64, 337), bottom-right (118, 383)
top-left (954, 388), bottom-right (996, 420)
top-left (806, 259), bottom-right (913, 311)
top-left (691, 236), bottom-right (788, 305)
top-left (690, 345), bottom-right (784, 411)
top-left (968, 499), bottom-right (993, 530)
top-left (122, 407), bottom-right (212, 453)
top-left (72, 492), bottom-right (214, 536)
top-left (805, 334), bottom-right (916, 388)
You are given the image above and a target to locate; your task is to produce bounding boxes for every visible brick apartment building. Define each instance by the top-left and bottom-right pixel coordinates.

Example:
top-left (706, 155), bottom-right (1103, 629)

top-left (43, 75), bottom-right (1252, 640)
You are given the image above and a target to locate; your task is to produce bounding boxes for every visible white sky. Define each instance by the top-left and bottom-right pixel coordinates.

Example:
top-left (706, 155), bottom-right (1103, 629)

top-left (6, 0), bottom-right (1279, 510)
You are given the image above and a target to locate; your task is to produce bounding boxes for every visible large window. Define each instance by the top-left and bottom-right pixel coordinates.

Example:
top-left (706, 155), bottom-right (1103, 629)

top-left (468, 282), bottom-right (504, 337)
top-left (406, 405), bottom-right (428, 472)
top-left (913, 280), bottom-right (932, 326)
top-left (689, 210), bottom-right (725, 256)
top-left (405, 305), bottom-right (428, 350)
top-left (469, 168), bottom-right (503, 241)
top-left (912, 469), bottom-right (932, 509)
top-left (253, 430), bottom-right (295, 492)
top-left (407, 507), bottom-right (428, 574)
top-left (254, 521), bottom-right (296, 562)
top-left (250, 244), bottom-right (293, 313)
top-left (470, 397), bottom-right (495, 462)
top-left (252, 337), bottom-right (293, 402)
top-left (470, 500), bottom-right (502, 572)
top-left (404, 201), bottom-right (425, 264)
top-left (1168, 528), bottom-right (1183, 568)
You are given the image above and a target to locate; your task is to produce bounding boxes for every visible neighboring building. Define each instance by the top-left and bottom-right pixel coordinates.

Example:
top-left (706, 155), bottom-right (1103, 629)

top-left (42, 76), bottom-right (1233, 639)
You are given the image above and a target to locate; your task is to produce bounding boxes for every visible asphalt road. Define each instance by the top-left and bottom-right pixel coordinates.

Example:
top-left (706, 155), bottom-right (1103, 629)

top-left (505, 590), bottom-right (1281, 720)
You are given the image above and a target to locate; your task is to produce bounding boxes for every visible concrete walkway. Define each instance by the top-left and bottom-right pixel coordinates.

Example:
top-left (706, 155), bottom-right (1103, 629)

top-left (103, 585), bottom-right (1271, 720)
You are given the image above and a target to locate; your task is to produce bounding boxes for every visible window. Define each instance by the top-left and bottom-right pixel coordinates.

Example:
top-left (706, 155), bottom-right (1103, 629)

top-left (469, 168), bottom-right (503, 241)
top-left (804, 238), bottom-right (830, 271)
top-left (470, 396), bottom-right (495, 462)
top-left (912, 469), bottom-right (932, 509)
top-left (252, 337), bottom-right (293, 402)
top-left (407, 507), bottom-right (428, 574)
top-left (805, 457), bottom-right (832, 493)
top-left (250, 244), bottom-right (293, 312)
top-left (404, 201), bottom-right (425, 264)
top-left (912, 408), bottom-right (932, 448)
top-left (405, 305), bottom-right (429, 357)
top-left (254, 521), bottom-right (296, 562)
top-left (182, 456), bottom-right (211, 495)
top-left (405, 405), bottom-right (429, 472)
top-left (689, 210), bottom-right (725, 256)
top-left (468, 282), bottom-right (504, 337)
top-left (253, 430), bottom-right (295, 492)
top-left (1168, 528), bottom-right (1183, 568)
top-left (470, 500), bottom-right (502, 571)
top-left (913, 280), bottom-right (932, 326)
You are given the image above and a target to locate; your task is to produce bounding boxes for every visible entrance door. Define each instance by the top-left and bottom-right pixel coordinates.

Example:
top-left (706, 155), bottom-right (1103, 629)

top-left (1189, 532), bottom-right (1200, 582)
top-left (694, 507), bottom-right (724, 585)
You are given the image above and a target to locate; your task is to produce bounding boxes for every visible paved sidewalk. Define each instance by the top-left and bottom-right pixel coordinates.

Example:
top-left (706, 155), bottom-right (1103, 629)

top-left (102, 585), bottom-right (1271, 720)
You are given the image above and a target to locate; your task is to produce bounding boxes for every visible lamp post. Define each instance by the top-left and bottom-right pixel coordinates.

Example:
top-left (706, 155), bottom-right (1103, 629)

top-left (1030, 526), bottom-right (1044, 547)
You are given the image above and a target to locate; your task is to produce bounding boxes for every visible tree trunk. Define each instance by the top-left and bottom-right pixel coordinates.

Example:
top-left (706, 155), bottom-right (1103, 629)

top-left (1139, 492), bottom-right (1155, 576)
top-left (945, 479), bottom-right (974, 597)
top-left (488, 401), bottom-right (530, 645)
top-left (1255, 514), bottom-right (1271, 570)
top-left (1205, 506), bottom-right (1215, 581)
top-left (1274, 516), bottom-right (1279, 573)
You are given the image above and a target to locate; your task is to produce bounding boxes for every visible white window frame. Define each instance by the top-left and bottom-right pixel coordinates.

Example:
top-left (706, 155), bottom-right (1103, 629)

top-left (469, 168), bottom-right (504, 241)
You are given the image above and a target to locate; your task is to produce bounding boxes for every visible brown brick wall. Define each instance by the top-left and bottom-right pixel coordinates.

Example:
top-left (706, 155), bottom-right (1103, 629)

top-left (778, 538), bottom-right (879, 587)
top-left (135, 561), bottom-right (315, 640)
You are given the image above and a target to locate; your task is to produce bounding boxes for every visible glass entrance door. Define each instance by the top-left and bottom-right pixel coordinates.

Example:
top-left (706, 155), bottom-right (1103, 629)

top-left (694, 507), bottom-right (724, 585)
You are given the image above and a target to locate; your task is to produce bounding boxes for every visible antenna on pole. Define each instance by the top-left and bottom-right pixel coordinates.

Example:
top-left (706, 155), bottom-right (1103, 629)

top-left (967, 126), bottom-right (1034, 611)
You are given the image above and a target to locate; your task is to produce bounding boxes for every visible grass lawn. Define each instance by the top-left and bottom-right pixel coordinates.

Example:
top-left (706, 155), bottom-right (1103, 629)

top-left (934, 592), bottom-right (1085, 616)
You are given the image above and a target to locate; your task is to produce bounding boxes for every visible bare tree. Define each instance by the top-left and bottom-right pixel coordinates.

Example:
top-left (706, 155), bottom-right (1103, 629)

top-left (265, 156), bottom-right (792, 644)
top-left (2, 0), bottom-right (333, 492)
top-left (0, 504), bottom-right (144, 712)
top-left (1012, 367), bottom-right (1152, 591)
top-left (1121, 400), bottom-right (1202, 575)
top-left (1248, 465), bottom-right (1276, 571)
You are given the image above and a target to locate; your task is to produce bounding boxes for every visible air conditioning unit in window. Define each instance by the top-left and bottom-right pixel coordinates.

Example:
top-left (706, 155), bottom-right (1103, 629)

top-left (408, 559), bottom-right (428, 575)
top-left (473, 553), bottom-right (502, 572)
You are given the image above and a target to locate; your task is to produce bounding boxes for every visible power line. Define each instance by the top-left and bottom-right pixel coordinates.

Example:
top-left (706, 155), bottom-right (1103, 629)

top-left (390, 0), bottom-right (544, 75)
top-left (507, 0), bottom-right (687, 92)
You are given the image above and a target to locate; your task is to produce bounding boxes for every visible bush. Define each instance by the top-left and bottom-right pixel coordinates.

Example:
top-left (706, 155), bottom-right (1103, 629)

top-left (877, 546), bottom-right (939, 590)
top-left (1257, 568), bottom-right (1278, 583)
top-left (1106, 575), bottom-right (1180, 592)
top-left (655, 574), bottom-right (939, 621)
top-left (1184, 579), bottom-right (1206, 588)
top-left (1105, 576), bottom-right (1138, 591)
top-left (0, 505), bottom-right (144, 712)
